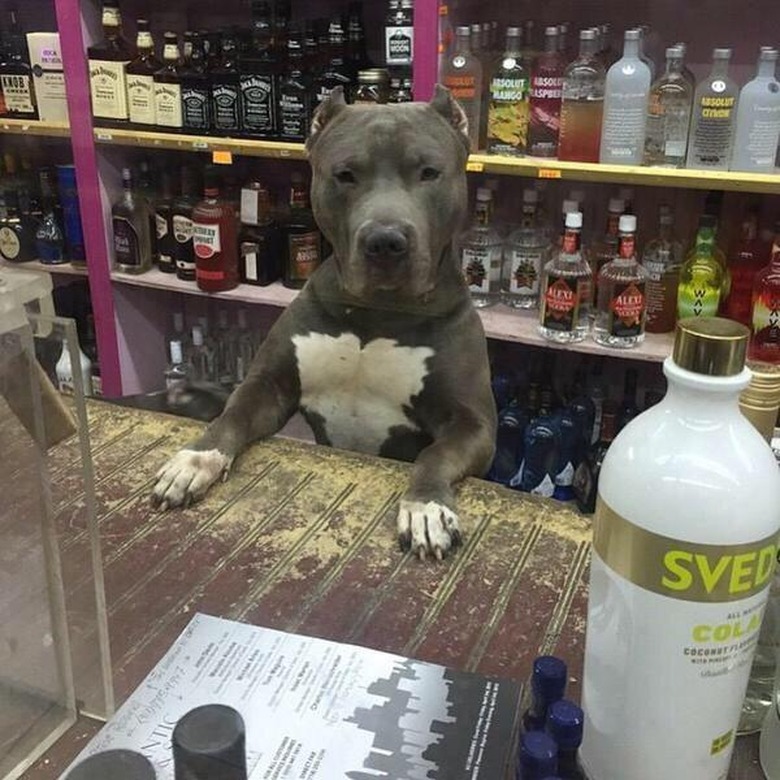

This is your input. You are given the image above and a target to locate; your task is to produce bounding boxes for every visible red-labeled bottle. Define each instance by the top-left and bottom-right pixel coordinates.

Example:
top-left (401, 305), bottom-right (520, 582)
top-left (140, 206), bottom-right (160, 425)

top-left (749, 223), bottom-right (780, 363)
top-left (193, 165), bottom-right (239, 292)
top-left (722, 207), bottom-right (767, 327)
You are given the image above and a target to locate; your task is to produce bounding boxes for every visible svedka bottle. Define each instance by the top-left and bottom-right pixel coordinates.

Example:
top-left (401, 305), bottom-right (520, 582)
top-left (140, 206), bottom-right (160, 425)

top-left (580, 317), bottom-right (780, 780)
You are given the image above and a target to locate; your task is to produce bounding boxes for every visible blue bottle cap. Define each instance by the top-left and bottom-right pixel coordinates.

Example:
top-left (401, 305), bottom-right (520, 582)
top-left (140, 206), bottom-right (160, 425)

top-left (547, 699), bottom-right (584, 750)
top-left (531, 655), bottom-right (567, 701)
top-left (518, 731), bottom-right (558, 777)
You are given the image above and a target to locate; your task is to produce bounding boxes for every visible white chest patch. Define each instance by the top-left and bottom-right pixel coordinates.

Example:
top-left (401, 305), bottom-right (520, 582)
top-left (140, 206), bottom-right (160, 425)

top-left (292, 332), bottom-right (434, 455)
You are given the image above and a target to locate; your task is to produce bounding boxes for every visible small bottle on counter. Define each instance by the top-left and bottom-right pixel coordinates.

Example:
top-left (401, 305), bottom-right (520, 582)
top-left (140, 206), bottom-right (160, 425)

top-left (523, 655), bottom-right (568, 732)
top-left (64, 749), bottom-right (156, 780)
top-left (518, 731), bottom-right (559, 779)
top-left (546, 699), bottom-right (585, 780)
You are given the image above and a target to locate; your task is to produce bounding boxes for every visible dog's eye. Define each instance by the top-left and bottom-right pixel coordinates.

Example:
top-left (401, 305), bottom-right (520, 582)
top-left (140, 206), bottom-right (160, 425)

top-left (420, 167), bottom-right (440, 181)
top-left (335, 170), bottom-right (356, 184)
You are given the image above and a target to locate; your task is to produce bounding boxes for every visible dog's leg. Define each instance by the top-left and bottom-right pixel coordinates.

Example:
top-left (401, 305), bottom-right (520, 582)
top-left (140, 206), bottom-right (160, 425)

top-left (397, 407), bottom-right (495, 561)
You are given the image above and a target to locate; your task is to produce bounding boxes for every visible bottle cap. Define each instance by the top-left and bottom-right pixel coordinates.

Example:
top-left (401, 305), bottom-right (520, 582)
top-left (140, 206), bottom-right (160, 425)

top-left (619, 214), bottom-right (637, 232)
top-left (580, 28), bottom-right (596, 41)
top-left (531, 655), bottom-right (568, 699)
top-left (172, 704), bottom-right (247, 780)
top-left (64, 750), bottom-right (156, 780)
top-left (476, 187), bottom-right (492, 201)
top-left (564, 211), bottom-right (583, 229)
top-left (672, 317), bottom-right (749, 377)
top-left (358, 68), bottom-right (390, 84)
top-left (760, 48), bottom-right (779, 61)
top-left (192, 325), bottom-right (204, 347)
top-left (523, 189), bottom-right (539, 204)
top-left (456, 25), bottom-right (470, 35)
top-left (506, 26), bottom-right (522, 36)
top-left (666, 45), bottom-right (683, 58)
top-left (713, 47), bottom-right (732, 60)
top-left (170, 340), bottom-right (183, 365)
top-left (608, 198), bottom-right (625, 213)
top-left (545, 25), bottom-right (559, 37)
top-left (740, 361), bottom-right (780, 442)
top-left (624, 28), bottom-right (641, 41)
top-left (547, 699), bottom-right (585, 750)
top-left (561, 199), bottom-right (578, 215)
top-left (518, 732), bottom-right (558, 776)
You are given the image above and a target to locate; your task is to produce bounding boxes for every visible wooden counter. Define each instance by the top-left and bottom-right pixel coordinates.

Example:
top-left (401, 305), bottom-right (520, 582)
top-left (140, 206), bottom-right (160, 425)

top-left (24, 401), bottom-right (764, 778)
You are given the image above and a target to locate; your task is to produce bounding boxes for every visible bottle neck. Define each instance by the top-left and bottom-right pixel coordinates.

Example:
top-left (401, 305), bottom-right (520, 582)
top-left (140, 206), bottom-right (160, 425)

top-left (578, 37), bottom-right (597, 60)
top-left (475, 200), bottom-right (490, 226)
top-left (696, 226), bottom-right (716, 251)
top-left (710, 58), bottom-right (730, 79)
top-left (455, 32), bottom-right (471, 55)
top-left (504, 32), bottom-right (522, 57)
top-left (663, 359), bottom-right (752, 420)
top-left (622, 36), bottom-right (640, 60)
top-left (563, 227), bottom-right (581, 254)
top-left (665, 55), bottom-right (683, 77)
top-left (618, 231), bottom-right (636, 260)
top-left (290, 187), bottom-right (309, 209)
top-left (605, 212), bottom-right (620, 238)
top-left (658, 218), bottom-right (673, 242)
top-left (544, 33), bottom-right (557, 54)
top-left (758, 56), bottom-right (778, 79)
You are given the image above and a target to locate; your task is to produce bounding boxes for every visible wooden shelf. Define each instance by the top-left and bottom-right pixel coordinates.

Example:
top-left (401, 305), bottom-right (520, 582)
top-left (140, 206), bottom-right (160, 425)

top-left (112, 268), bottom-right (672, 362)
top-left (0, 118), bottom-right (71, 138)
top-left (1, 258), bottom-right (88, 276)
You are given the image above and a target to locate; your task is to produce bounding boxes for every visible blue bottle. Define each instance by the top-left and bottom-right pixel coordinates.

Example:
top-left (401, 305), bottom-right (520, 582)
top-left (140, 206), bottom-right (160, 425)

top-left (517, 731), bottom-right (558, 779)
top-left (552, 409), bottom-right (580, 502)
top-left (510, 410), bottom-right (559, 496)
top-left (523, 655), bottom-right (567, 731)
top-left (488, 404), bottom-right (528, 484)
top-left (546, 699), bottom-right (585, 779)
top-left (57, 165), bottom-right (86, 263)
top-left (492, 370), bottom-right (515, 410)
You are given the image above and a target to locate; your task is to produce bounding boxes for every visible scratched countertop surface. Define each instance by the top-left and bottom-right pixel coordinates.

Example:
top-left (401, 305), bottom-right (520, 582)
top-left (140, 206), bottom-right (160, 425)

top-left (21, 400), bottom-right (762, 779)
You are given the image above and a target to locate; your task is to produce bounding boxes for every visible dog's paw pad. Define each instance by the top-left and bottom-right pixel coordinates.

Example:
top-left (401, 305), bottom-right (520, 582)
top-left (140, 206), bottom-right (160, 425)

top-left (396, 499), bottom-right (461, 561)
top-left (151, 448), bottom-right (231, 510)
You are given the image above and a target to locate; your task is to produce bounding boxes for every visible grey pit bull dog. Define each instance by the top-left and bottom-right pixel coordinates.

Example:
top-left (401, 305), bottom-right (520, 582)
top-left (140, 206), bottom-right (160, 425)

top-left (151, 85), bottom-right (497, 561)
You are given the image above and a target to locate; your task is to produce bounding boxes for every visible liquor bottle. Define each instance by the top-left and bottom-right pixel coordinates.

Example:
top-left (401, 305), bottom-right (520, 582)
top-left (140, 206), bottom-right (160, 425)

top-left (722, 207), bottom-right (766, 327)
top-left (459, 188), bottom-right (501, 307)
top-left (589, 197), bottom-right (624, 309)
top-left (55, 338), bottom-right (92, 396)
top-left (594, 214), bottom-right (648, 348)
top-left (354, 68), bottom-right (390, 104)
top-left (673, 42), bottom-right (697, 90)
top-left (240, 0), bottom-right (279, 139)
top-left (636, 26), bottom-right (656, 81)
top-left (235, 308), bottom-right (255, 383)
top-left (87, 0), bottom-right (133, 124)
top-left (240, 178), bottom-right (280, 286)
top-left (686, 49), bottom-right (739, 170)
top-left (125, 19), bottom-right (161, 127)
top-left (731, 48), bottom-right (780, 173)
top-left (204, 30), bottom-right (221, 72)
top-left (388, 76), bottom-right (413, 103)
top-left (558, 29), bottom-right (605, 163)
top-left (486, 27), bottom-right (529, 156)
top-left (210, 33), bottom-right (243, 136)
top-left (436, 3), bottom-right (454, 79)
top-left (346, 1), bottom-right (370, 72)
top-left (278, 26), bottom-right (311, 141)
top-left (677, 214), bottom-right (726, 319)
top-left (547, 700), bottom-right (585, 780)
top-left (192, 165), bottom-right (239, 293)
top-left (172, 166), bottom-right (199, 281)
top-left (553, 408), bottom-right (580, 501)
top-left (189, 324), bottom-right (215, 382)
top-left (165, 339), bottom-right (189, 398)
top-left (518, 732), bottom-right (558, 778)
top-left (153, 33), bottom-right (183, 132)
top-left (282, 173), bottom-right (323, 289)
top-left (580, 317), bottom-right (780, 780)
top-left (642, 205), bottom-right (683, 333)
top-left (522, 655), bottom-right (568, 731)
top-left (441, 26), bottom-right (483, 152)
top-left (749, 224), bottom-right (780, 363)
top-left (510, 403), bottom-right (560, 497)
top-left (112, 167), bottom-right (152, 273)
top-left (643, 46), bottom-right (693, 168)
top-left (528, 26), bottom-right (565, 158)
top-left (155, 170), bottom-right (176, 273)
top-left (274, 0), bottom-right (291, 58)
top-left (312, 18), bottom-right (353, 110)
top-left (384, 0), bottom-right (413, 68)
top-left (617, 367), bottom-right (639, 431)
top-left (587, 358), bottom-right (606, 444)
top-left (599, 29), bottom-right (652, 165)
top-left (539, 211), bottom-right (591, 343)
top-left (56, 165), bottom-right (86, 264)
top-left (572, 400), bottom-right (617, 513)
top-left (179, 31), bottom-right (211, 134)
top-left (0, 189), bottom-right (35, 262)
top-left (502, 189), bottom-right (548, 308)
top-left (487, 404), bottom-right (528, 485)
top-left (36, 168), bottom-right (65, 264)
top-left (566, 368), bottom-right (596, 451)
top-left (216, 309), bottom-right (237, 388)
top-left (0, 10), bottom-right (37, 120)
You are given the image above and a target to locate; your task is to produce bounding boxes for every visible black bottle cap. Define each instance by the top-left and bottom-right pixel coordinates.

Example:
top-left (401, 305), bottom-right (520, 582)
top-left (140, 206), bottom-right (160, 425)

top-left (65, 749), bottom-right (156, 780)
top-left (172, 704), bottom-right (247, 780)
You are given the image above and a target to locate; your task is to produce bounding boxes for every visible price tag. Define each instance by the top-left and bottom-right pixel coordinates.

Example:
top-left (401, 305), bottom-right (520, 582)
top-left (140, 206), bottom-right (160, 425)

top-left (538, 168), bottom-right (562, 179)
top-left (212, 150), bottom-right (233, 165)
top-left (466, 160), bottom-right (484, 172)
top-left (192, 140), bottom-right (209, 150)
top-left (96, 131), bottom-right (113, 141)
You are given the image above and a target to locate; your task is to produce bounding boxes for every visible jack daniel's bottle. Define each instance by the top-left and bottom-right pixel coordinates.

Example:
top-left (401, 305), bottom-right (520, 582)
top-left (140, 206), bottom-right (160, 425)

top-left (278, 27), bottom-right (311, 142)
top-left (240, 0), bottom-right (279, 138)
top-left (180, 32), bottom-right (211, 134)
top-left (211, 32), bottom-right (242, 136)
top-left (88, 0), bottom-right (133, 124)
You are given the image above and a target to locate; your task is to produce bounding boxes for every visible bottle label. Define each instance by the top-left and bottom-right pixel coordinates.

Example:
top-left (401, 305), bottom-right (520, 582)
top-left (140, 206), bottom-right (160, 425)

top-left (0, 226), bottom-right (21, 260)
top-left (279, 89), bottom-right (310, 140)
top-left (173, 214), bottom-right (193, 243)
top-left (461, 247), bottom-right (492, 293)
top-left (240, 189), bottom-right (259, 226)
top-left (609, 280), bottom-right (646, 338)
top-left (113, 215), bottom-right (140, 266)
top-left (1, 74), bottom-right (35, 114)
top-left (127, 73), bottom-right (156, 125)
top-left (212, 83), bottom-right (241, 131)
top-left (751, 286), bottom-right (780, 357)
top-left (690, 94), bottom-right (737, 167)
top-left (242, 242), bottom-right (259, 282)
top-left (156, 212), bottom-right (169, 240)
top-left (240, 73), bottom-right (277, 135)
top-left (487, 76), bottom-right (530, 155)
top-left (678, 284), bottom-right (721, 318)
top-left (89, 59), bottom-right (130, 120)
top-left (529, 74), bottom-right (563, 156)
top-left (288, 232), bottom-right (321, 281)
top-left (740, 102), bottom-right (780, 167)
top-left (385, 26), bottom-right (413, 65)
top-left (192, 222), bottom-right (221, 260)
top-left (182, 85), bottom-right (210, 130)
top-left (601, 90), bottom-right (650, 163)
top-left (509, 249), bottom-right (543, 296)
top-left (155, 82), bottom-right (183, 128)
top-left (196, 268), bottom-right (226, 281)
top-left (542, 274), bottom-right (580, 332)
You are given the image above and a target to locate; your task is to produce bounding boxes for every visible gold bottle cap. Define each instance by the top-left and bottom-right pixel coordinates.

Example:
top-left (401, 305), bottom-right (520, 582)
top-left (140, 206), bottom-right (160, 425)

top-left (740, 361), bottom-right (780, 442)
top-left (672, 317), bottom-right (749, 377)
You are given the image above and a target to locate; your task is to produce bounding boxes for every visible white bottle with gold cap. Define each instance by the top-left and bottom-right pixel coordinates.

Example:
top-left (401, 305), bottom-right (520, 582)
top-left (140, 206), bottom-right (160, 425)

top-left (580, 317), bottom-right (780, 780)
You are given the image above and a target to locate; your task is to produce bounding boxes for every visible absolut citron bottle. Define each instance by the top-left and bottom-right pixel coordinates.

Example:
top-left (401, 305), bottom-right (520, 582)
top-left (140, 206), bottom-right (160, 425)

top-left (580, 317), bottom-right (780, 780)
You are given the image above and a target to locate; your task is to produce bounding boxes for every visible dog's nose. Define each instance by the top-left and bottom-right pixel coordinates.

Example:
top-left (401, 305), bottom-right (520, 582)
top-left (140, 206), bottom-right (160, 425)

top-left (364, 226), bottom-right (409, 261)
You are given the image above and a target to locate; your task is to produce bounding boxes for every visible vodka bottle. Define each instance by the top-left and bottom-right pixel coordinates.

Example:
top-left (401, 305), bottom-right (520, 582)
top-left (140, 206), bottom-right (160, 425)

top-left (441, 26), bottom-right (483, 152)
top-left (459, 188), bottom-right (502, 307)
top-left (235, 308), bottom-right (256, 383)
top-left (749, 225), bottom-right (780, 363)
top-left (686, 48), bottom-right (739, 170)
top-left (165, 339), bottom-right (189, 398)
top-left (642, 205), bottom-right (683, 333)
top-left (599, 29), bottom-right (652, 165)
top-left (528, 26), bottom-right (565, 158)
top-left (644, 46), bottom-right (694, 167)
top-left (486, 27), bottom-right (529, 156)
top-left (189, 324), bottom-right (215, 383)
top-left (56, 338), bottom-right (92, 396)
top-left (580, 317), bottom-right (780, 780)
top-left (589, 197), bottom-right (624, 310)
top-left (677, 215), bottom-right (726, 319)
top-left (731, 48), bottom-right (780, 173)
top-left (501, 189), bottom-right (548, 308)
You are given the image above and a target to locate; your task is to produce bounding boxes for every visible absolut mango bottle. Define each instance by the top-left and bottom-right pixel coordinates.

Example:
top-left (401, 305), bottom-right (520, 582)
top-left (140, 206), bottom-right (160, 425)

top-left (580, 317), bottom-right (780, 780)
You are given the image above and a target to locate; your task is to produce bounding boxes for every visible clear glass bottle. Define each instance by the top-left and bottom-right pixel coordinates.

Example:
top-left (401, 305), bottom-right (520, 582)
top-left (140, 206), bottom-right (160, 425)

top-left (731, 48), bottom-right (780, 173)
top-left (539, 210), bottom-right (591, 343)
top-left (528, 26), bottom-right (565, 158)
top-left (749, 224), bottom-right (780, 363)
top-left (594, 214), bottom-right (647, 348)
top-left (126, 19), bottom-right (161, 127)
top-left (189, 324), bottom-right (215, 383)
top-left (644, 46), bottom-right (694, 167)
top-left (589, 197), bottom-right (625, 311)
top-left (558, 29), bottom-right (605, 163)
top-left (722, 207), bottom-right (766, 328)
top-left (486, 26), bottom-right (529, 156)
top-left (441, 26), bottom-right (483, 152)
top-left (686, 48), bottom-right (739, 170)
top-left (165, 339), bottom-right (189, 398)
top-left (112, 167), bottom-right (153, 274)
top-left (599, 29), bottom-right (652, 165)
top-left (460, 187), bottom-right (502, 307)
top-left (677, 214), bottom-right (726, 319)
top-left (642, 205), bottom-right (683, 334)
top-left (502, 189), bottom-right (548, 309)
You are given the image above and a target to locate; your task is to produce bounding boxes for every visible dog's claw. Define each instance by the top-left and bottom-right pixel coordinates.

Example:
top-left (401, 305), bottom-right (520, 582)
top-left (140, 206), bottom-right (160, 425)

top-left (398, 531), bottom-right (411, 552)
top-left (433, 546), bottom-right (444, 562)
top-left (451, 530), bottom-right (463, 548)
top-left (416, 546), bottom-right (426, 562)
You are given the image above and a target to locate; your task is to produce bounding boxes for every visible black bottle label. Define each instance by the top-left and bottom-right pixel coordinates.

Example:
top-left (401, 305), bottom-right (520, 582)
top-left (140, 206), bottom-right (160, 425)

top-left (173, 213), bottom-right (195, 279)
top-left (113, 216), bottom-right (140, 267)
top-left (211, 82), bottom-right (241, 132)
top-left (240, 73), bottom-right (277, 135)
top-left (279, 88), bottom-right (310, 140)
top-left (1, 74), bottom-right (35, 114)
top-left (182, 85), bottom-right (210, 130)
top-left (156, 211), bottom-right (176, 272)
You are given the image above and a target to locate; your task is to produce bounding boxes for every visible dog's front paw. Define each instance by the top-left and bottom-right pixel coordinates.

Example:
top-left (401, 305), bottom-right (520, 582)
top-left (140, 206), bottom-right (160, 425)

top-left (396, 499), bottom-right (462, 561)
top-left (151, 448), bottom-right (232, 510)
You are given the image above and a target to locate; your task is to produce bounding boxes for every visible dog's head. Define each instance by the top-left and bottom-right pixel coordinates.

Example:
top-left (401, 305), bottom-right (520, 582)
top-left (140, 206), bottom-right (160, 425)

top-left (306, 86), bottom-right (470, 301)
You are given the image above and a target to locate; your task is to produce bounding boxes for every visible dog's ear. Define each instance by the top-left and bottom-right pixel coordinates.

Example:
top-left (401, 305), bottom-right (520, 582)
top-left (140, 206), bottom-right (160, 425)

top-left (429, 85), bottom-right (471, 153)
top-left (306, 87), bottom-right (348, 150)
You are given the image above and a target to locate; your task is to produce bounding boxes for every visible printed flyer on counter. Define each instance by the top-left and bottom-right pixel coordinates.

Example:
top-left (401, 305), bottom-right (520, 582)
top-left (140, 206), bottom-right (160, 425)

top-left (62, 613), bottom-right (523, 779)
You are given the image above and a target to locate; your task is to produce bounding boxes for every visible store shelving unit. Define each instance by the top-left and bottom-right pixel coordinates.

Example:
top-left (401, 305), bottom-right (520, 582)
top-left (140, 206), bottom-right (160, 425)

top-left (0, 118), bottom-right (71, 138)
top-left (1, 259), bottom-right (89, 276)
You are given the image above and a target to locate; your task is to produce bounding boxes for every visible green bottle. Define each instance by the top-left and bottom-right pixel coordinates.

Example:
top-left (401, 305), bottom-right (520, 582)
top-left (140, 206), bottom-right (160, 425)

top-left (677, 214), bottom-right (725, 318)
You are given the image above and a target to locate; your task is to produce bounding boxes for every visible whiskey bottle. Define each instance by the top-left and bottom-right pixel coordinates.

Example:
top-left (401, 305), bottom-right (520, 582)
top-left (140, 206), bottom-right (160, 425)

top-left (0, 190), bottom-right (35, 262)
top-left (36, 168), bottom-right (65, 264)
top-left (486, 26), bottom-right (529, 156)
top-left (125, 19), bottom-right (161, 127)
top-left (155, 169), bottom-right (176, 273)
top-left (749, 224), bottom-right (780, 363)
top-left (642, 205), bottom-right (683, 334)
top-left (180, 31), bottom-right (211, 134)
top-left (459, 188), bottom-right (501, 307)
top-left (240, 179), bottom-right (280, 286)
top-left (384, 0), bottom-right (413, 68)
top-left (594, 214), bottom-right (648, 348)
top-left (0, 10), bottom-right (37, 120)
top-left (172, 167), bottom-right (198, 281)
top-left (502, 189), bottom-right (547, 308)
top-left (677, 215), bottom-right (726, 319)
top-left (192, 165), bottom-right (239, 292)
top-left (528, 26), bottom-right (565, 158)
top-left (112, 167), bottom-right (153, 274)
top-left (154, 33), bottom-right (183, 132)
top-left (87, 0), bottom-right (133, 124)
top-left (283, 173), bottom-right (323, 289)
top-left (210, 33), bottom-right (242, 136)
top-left (441, 26), bottom-right (483, 152)
top-left (277, 27), bottom-right (311, 141)
top-left (312, 18), bottom-right (353, 110)
top-left (346, 1), bottom-right (370, 73)
top-left (240, 0), bottom-right (279, 139)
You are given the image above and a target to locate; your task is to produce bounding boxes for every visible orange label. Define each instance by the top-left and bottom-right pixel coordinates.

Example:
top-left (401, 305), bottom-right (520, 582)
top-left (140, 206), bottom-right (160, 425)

top-left (212, 150), bottom-right (233, 165)
top-left (538, 168), bottom-right (561, 179)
